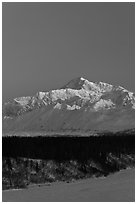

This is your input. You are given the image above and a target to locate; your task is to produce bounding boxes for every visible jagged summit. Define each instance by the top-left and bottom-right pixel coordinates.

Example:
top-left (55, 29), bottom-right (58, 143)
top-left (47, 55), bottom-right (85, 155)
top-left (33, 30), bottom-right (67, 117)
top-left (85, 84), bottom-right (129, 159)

top-left (61, 77), bottom-right (87, 90)
top-left (62, 77), bottom-right (114, 92)
top-left (62, 76), bottom-right (99, 90)
top-left (2, 77), bottom-right (135, 135)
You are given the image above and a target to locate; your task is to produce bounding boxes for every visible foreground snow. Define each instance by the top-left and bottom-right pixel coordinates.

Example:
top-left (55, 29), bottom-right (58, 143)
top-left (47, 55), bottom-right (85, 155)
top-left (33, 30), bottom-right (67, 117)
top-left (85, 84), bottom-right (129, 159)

top-left (2, 168), bottom-right (135, 202)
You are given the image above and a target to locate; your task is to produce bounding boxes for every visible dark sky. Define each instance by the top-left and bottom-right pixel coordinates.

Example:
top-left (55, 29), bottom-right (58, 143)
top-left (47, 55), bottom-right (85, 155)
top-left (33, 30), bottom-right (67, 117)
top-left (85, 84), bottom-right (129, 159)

top-left (2, 2), bottom-right (135, 101)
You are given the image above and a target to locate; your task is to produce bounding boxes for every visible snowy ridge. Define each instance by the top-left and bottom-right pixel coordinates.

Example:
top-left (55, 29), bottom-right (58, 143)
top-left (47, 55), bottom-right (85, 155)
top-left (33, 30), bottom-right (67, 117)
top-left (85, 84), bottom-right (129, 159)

top-left (3, 77), bottom-right (135, 117)
top-left (2, 77), bottom-right (135, 134)
top-left (94, 99), bottom-right (115, 111)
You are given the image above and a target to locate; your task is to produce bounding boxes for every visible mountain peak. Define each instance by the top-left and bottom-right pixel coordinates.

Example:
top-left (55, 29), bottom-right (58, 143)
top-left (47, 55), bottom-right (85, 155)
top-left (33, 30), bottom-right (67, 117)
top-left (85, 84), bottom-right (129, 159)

top-left (78, 77), bottom-right (86, 81)
top-left (61, 77), bottom-right (92, 90)
top-left (61, 77), bottom-right (113, 92)
top-left (3, 77), bottom-right (135, 134)
top-left (69, 76), bottom-right (87, 81)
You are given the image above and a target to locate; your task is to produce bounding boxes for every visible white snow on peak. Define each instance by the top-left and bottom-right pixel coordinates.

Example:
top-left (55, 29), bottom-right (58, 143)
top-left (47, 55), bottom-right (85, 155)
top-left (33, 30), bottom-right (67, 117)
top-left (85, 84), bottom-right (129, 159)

top-left (116, 86), bottom-right (129, 92)
top-left (36, 92), bottom-right (46, 100)
top-left (3, 116), bottom-right (12, 120)
top-left (122, 91), bottom-right (135, 108)
top-left (5, 77), bottom-right (134, 116)
top-left (96, 82), bottom-right (113, 92)
top-left (54, 103), bottom-right (81, 111)
top-left (14, 96), bottom-right (31, 106)
top-left (66, 104), bottom-right (81, 110)
top-left (62, 77), bottom-right (115, 93)
top-left (94, 99), bottom-right (115, 111)
top-left (54, 103), bottom-right (62, 109)
top-left (128, 92), bottom-right (134, 98)
top-left (80, 77), bottom-right (86, 81)
top-left (118, 86), bottom-right (126, 90)
top-left (48, 88), bottom-right (91, 102)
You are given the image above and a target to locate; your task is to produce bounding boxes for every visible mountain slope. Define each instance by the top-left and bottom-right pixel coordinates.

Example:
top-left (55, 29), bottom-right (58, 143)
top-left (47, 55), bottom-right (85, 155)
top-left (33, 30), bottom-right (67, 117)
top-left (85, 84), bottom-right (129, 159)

top-left (3, 77), bottom-right (135, 136)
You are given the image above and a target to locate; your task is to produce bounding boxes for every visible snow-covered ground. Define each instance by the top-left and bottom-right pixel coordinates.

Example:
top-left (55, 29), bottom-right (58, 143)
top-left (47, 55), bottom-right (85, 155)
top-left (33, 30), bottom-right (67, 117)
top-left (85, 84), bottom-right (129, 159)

top-left (2, 168), bottom-right (135, 202)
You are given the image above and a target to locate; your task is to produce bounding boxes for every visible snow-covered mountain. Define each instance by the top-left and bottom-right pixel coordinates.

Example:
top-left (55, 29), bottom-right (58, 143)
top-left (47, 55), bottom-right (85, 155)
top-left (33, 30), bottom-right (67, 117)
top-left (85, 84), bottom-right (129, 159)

top-left (2, 77), bottom-right (135, 136)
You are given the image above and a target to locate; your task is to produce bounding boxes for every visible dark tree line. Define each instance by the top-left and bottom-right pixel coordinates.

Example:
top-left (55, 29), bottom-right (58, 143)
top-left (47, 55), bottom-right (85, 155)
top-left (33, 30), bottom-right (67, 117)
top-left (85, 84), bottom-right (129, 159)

top-left (2, 132), bottom-right (135, 190)
top-left (3, 133), bottom-right (135, 161)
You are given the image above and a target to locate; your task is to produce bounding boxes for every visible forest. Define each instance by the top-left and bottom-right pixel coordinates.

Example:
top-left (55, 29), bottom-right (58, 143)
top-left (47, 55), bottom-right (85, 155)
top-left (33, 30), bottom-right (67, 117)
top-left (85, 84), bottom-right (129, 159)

top-left (2, 130), bottom-right (135, 190)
